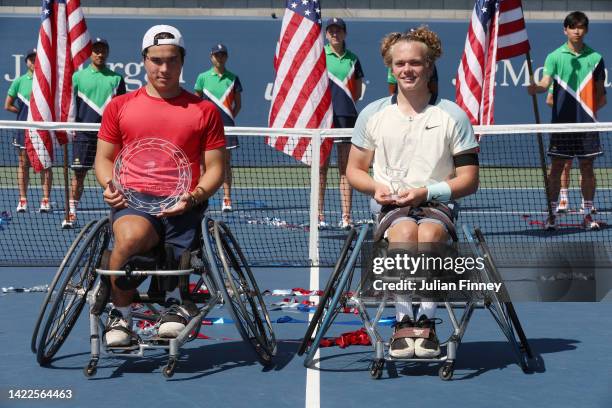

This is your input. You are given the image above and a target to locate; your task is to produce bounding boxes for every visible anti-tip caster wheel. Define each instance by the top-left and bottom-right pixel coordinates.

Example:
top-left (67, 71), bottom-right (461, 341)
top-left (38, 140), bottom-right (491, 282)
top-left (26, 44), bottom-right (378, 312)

top-left (369, 359), bottom-right (385, 380)
top-left (84, 359), bottom-right (98, 377)
top-left (163, 358), bottom-right (177, 378)
top-left (439, 362), bottom-right (454, 381)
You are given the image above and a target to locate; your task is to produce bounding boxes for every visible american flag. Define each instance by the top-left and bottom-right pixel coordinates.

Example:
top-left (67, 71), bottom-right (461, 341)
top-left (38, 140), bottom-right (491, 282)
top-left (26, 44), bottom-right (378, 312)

top-left (455, 0), bottom-right (530, 125)
top-left (26, 0), bottom-right (91, 172)
top-left (267, 0), bottom-right (333, 166)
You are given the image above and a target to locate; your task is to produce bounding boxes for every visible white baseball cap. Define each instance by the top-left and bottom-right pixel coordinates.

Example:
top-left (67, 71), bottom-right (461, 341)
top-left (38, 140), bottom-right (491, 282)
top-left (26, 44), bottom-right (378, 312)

top-left (141, 25), bottom-right (185, 52)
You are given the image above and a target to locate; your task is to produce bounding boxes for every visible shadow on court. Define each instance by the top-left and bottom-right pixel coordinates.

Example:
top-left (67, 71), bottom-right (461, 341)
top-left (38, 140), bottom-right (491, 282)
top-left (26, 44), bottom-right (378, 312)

top-left (311, 337), bottom-right (580, 380)
top-left (38, 339), bottom-right (302, 381)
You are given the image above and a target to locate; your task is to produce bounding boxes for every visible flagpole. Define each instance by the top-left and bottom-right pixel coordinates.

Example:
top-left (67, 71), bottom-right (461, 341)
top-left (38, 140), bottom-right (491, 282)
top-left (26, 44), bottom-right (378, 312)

top-left (526, 51), bottom-right (554, 222)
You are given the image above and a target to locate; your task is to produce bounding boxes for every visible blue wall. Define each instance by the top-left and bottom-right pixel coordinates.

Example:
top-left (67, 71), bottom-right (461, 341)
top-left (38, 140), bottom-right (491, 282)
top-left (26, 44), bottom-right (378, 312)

top-left (1, 15), bottom-right (611, 125)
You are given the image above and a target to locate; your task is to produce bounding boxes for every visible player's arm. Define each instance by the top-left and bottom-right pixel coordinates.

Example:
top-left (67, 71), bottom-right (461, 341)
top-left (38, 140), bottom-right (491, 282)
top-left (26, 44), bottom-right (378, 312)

top-left (448, 148), bottom-right (479, 199)
top-left (527, 74), bottom-right (552, 95)
top-left (233, 91), bottom-right (241, 117)
top-left (596, 79), bottom-right (606, 110)
top-left (347, 145), bottom-right (394, 205)
top-left (94, 139), bottom-right (126, 208)
top-left (4, 95), bottom-right (18, 113)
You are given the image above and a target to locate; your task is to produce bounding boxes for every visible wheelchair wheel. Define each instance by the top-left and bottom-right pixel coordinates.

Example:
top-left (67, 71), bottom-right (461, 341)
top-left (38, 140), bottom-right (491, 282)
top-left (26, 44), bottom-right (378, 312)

top-left (297, 227), bottom-right (357, 356)
top-left (36, 217), bottom-right (111, 366)
top-left (31, 219), bottom-right (98, 354)
top-left (473, 228), bottom-right (535, 371)
top-left (202, 218), bottom-right (276, 366)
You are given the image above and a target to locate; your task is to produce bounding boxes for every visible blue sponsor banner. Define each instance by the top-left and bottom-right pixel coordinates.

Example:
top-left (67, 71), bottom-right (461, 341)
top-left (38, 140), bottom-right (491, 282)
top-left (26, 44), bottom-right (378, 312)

top-left (1, 15), bottom-right (611, 125)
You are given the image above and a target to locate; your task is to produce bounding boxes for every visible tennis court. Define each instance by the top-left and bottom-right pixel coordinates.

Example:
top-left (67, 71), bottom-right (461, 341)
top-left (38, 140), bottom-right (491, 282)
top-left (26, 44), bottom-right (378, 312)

top-left (1, 124), bottom-right (612, 408)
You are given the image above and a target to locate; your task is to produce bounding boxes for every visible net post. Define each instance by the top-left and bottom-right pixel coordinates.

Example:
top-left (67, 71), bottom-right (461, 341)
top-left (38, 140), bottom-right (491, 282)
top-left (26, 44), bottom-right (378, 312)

top-left (308, 130), bottom-right (321, 266)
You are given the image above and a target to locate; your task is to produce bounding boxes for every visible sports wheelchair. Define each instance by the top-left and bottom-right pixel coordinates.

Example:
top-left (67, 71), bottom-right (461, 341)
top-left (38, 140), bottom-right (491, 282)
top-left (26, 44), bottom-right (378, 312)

top-left (31, 216), bottom-right (276, 378)
top-left (298, 224), bottom-right (538, 380)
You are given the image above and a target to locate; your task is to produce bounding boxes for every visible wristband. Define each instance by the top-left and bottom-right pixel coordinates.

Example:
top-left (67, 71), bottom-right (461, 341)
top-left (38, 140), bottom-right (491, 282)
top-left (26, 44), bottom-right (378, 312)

top-left (426, 181), bottom-right (452, 202)
top-left (190, 186), bottom-right (206, 206)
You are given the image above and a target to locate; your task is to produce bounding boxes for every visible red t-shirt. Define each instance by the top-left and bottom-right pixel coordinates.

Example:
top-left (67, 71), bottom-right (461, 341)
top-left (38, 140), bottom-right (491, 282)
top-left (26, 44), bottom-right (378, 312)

top-left (99, 87), bottom-right (226, 195)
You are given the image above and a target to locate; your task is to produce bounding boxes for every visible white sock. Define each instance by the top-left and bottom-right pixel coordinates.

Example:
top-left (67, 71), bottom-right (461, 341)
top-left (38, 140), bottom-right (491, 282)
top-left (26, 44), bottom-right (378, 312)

top-left (395, 294), bottom-right (413, 322)
top-left (417, 302), bottom-right (437, 320)
top-left (559, 189), bottom-right (568, 201)
top-left (69, 199), bottom-right (78, 214)
top-left (582, 200), bottom-right (593, 211)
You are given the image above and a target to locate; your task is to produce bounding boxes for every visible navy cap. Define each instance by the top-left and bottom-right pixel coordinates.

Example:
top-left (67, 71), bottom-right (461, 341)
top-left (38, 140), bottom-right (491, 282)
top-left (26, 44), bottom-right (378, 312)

top-left (92, 37), bottom-right (109, 47)
top-left (326, 17), bottom-right (346, 31)
top-left (211, 43), bottom-right (228, 54)
top-left (24, 48), bottom-right (37, 60)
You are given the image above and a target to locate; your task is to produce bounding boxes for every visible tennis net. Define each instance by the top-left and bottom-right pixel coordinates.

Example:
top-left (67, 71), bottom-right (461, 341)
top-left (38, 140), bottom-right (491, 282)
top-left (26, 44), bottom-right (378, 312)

top-left (0, 120), bottom-right (611, 267)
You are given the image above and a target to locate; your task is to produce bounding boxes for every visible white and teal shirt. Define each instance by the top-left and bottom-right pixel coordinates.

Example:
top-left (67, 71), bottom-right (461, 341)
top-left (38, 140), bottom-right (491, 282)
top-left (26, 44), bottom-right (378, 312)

top-left (352, 96), bottom-right (479, 190)
top-left (73, 64), bottom-right (126, 123)
top-left (194, 68), bottom-right (242, 126)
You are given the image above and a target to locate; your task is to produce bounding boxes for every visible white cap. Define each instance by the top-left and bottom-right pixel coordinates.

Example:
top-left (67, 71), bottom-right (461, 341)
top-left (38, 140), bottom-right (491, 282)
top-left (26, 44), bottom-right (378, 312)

top-left (141, 24), bottom-right (184, 52)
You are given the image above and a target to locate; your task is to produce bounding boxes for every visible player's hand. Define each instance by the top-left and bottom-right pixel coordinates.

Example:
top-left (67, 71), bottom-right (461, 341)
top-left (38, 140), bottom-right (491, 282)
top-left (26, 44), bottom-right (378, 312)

top-left (374, 182), bottom-right (396, 205)
top-left (103, 180), bottom-right (127, 209)
top-left (156, 193), bottom-right (192, 218)
top-left (526, 83), bottom-right (538, 96)
top-left (395, 187), bottom-right (427, 207)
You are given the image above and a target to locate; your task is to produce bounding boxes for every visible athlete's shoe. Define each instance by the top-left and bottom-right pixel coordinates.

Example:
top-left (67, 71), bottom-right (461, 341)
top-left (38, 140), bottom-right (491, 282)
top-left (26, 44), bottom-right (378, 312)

top-left (555, 199), bottom-right (569, 213)
top-left (414, 315), bottom-right (441, 358)
top-left (389, 315), bottom-right (416, 358)
top-left (16, 198), bottom-right (27, 213)
top-left (583, 214), bottom-right (600, 230)
top-left (544, 215), bottom-right (558, 230)
top-left (104, 309), bottom-right (133, 347)
top-left (338, 214), bottom-right (352, 230)
top-left (158, 303), bottom-right (192, 338)
top-left (39, 198), bottom-right (51, 213)
top-left (221, 198), bottom-right (233, 212)
top-left (61, 213), bottom-right (77, 229)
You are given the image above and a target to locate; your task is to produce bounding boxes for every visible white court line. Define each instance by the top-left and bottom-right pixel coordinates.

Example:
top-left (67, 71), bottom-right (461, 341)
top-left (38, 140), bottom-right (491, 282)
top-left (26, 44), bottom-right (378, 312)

top-left (305, 264), bottom-right (320, 408)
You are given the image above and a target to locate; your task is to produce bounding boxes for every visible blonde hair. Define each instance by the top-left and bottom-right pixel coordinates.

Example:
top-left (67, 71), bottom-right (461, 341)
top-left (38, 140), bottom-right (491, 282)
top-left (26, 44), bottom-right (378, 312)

top-left (380, 26), bottom-right (442, 67)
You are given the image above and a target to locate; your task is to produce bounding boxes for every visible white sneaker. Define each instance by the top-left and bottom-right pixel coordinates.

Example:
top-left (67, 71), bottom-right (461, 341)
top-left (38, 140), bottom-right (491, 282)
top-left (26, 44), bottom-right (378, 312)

top-left (338, 214), bottom-right (352, 230)
top-left (579, 205), bottom-right (597, 214)
top-left (104, 309), bottom-right (133, 347)
top-left (61, 213), bottom-right (76, 229)
top-left (158, 304), bottom-right (191, 338)
top-left (555, 199), bottom-right (569, 213)
top-left (221, 198), bottom-right (233, 212)
top-left (16, 199), bottom-right (27, 213)
top-left (39, 198), bottom-right (51, 213)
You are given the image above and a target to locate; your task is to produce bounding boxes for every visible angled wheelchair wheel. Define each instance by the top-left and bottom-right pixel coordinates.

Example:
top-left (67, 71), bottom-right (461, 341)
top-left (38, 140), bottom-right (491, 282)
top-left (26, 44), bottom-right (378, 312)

top-left (303, 225), bottom-right (369, 367)
top-left (31, 219), bottom-right (98, 354)
top-left (467, 227), bottom-right (535, 372)
top-left (297, 227), bottom-right (357, 356)
top-left (202, 218), bottom-right (276, 366)
top-left (36, 217), bottom-right (111, 366)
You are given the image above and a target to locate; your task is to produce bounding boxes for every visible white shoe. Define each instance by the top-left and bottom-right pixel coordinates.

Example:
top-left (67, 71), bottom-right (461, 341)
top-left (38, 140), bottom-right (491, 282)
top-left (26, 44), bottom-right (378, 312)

top-left (583, 215), bottom-right (600, 230)
top-left (555, 199), bottom-right (569, 213)
top-left (158, 304), bottom-right (190, 338)
top-left (61, 213), bottom-right (76, 229)
top-left (39, 198), bottom-right (51, 213)
top-left (221, 198), bottom-right (233, 212)
top-left (16, 199), bottom-right (27, 213)
top-left (104, 309), bottom-right (133, 347)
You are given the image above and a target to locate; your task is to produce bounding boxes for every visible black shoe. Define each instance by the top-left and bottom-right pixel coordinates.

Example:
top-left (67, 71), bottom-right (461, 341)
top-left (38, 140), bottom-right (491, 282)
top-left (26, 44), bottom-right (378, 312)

top-left (414, 315), bottom-right (441, 358)
top-left (389, 315), bottom-right (415, 358)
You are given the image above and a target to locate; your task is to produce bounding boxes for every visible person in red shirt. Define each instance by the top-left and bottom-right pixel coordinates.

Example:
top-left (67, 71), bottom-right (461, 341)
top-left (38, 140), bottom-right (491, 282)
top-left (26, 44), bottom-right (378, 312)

top-left (94, 25), bottom-right (226, 347)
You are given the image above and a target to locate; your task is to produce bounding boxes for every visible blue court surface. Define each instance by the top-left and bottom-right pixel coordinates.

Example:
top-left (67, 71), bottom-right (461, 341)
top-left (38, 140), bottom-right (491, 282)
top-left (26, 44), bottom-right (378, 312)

top-left (1, 265), bottom-right (611, 408)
